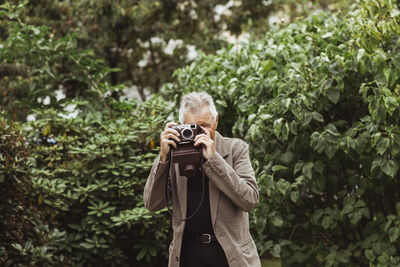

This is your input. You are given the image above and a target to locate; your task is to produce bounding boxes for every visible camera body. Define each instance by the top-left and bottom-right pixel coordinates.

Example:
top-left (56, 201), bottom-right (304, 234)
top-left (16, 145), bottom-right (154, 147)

top-left (170, 124), bottom-right (202, 177)
top-left (170, 124), bottom-right (201, 144)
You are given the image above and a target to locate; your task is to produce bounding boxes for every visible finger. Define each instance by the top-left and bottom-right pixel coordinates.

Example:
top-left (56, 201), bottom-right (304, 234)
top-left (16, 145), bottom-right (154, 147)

top-left (164, 122), bottom-right (178, 131)
top-left (162, 132), bottom-right (180, 143)
top-left (200, 126), bottom-right (210, 137)
top-left (162, 139), bottom-right (177, 148)
top-left (161, 130), bottom-right (177, 138)
top-left (194, 133), bottom-right (207, 142)
top-left (194, 137), bottom-right (209, 147)
top-left (162, 128), bottom-right (180, 137)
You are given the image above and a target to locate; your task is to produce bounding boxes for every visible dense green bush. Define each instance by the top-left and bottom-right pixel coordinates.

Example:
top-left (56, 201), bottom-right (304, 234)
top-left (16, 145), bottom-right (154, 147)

top-left (23, 96), bottom-right (172, 266)
top-left (0, 1), bottom-right (122, 121)
top-left (0, 110), bottom-right (68, 266)
top-left (10, 0), bottom-right (349, 100)
top-left (1, 2), bottom-right (173, 266)
top-left (168, 0), bottom-right (400, 265)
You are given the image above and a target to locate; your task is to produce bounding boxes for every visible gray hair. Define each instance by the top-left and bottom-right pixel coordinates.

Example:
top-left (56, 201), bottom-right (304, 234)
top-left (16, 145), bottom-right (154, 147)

top-left (178, 92), bottom-right (218, 123)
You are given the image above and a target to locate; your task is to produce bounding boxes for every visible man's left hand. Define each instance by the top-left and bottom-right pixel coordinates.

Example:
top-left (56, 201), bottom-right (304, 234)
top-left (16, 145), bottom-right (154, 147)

top-left (194, 126), bottom-right (216, 160)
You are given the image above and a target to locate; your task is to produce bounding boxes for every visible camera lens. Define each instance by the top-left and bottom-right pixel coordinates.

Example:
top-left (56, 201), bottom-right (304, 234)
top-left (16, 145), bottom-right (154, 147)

top-left (181, 128), bottom-right (193, 139)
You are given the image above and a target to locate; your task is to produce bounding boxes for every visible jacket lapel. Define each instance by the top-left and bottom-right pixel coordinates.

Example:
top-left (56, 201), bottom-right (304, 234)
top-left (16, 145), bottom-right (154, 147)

top-left (214, 131), bottom-right (229, 159)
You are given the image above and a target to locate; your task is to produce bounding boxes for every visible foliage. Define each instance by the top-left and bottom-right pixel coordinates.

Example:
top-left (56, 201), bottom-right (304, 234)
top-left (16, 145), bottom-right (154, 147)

top-left (22, 96), bottom-right (173, 266)
top-left (168, 0), bottom-right (400, 265)
top-left (9, 0), bottom-right (351, 101)
top-left (0, 110), bottom-right (69, 266)
top-left (1, 3), bottom-right (173, 265)
top-left (3, 0), bottom-right (399, 266)
top-left (0, 1), bottom-right (122, 121)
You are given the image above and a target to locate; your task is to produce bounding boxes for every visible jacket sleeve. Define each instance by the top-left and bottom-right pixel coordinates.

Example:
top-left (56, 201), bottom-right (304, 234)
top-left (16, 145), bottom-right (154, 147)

top-left (202, 141), bottom-right (259, 212)
top-left (143, 155), bottom-right (170, 211)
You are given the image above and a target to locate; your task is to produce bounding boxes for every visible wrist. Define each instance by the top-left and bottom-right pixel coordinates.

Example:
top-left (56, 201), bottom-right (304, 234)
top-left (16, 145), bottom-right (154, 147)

top-left (160, 154), bottom-right (167, 163)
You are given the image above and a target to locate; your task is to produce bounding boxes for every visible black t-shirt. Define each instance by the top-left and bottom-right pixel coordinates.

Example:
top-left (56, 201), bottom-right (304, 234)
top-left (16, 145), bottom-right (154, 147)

top-left (185, 173), bottom-right (214, 234)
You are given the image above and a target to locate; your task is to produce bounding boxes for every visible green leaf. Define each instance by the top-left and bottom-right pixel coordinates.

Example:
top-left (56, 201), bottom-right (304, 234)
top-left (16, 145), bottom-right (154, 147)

top-left (326, 124), bottom-right (340, 136)
top-left (324, 145), bottom-right (338, 159)
top-left (326, 88), bottom-right (340, 104)
top-left (350, 211), bottom-right (362, 224)
top-left (354, 200), bottom-right (366, 208)
top-left (384, 68), bottom-right (391, 83)
top-left (365, 249), bottom-right (375, 261)
top-left (272, 165), bottom-right (288, 172)
top-left (294, 162), bottom-right (303, 174)
top-left (381, 159), bottom-right (398, 178)
top-left (136, 247), bottom-right (147, 260)
top-left (356, 49), bottom-right (365, 62)
top-left (12, 243), bottom-right (23, 251)
top-left (248, 124), bottom-right (258, 139)
top-left (279, 151), bottom-right (294, 164)
top-left (290, 191), bottom-right (299, 203)
top-left (384, 96), bottom-right (397, 115)
top-left (80, 242), bottom-right (94, 249)
top-left (313, 161), bottom-right (324, 174)
top-left (302, 162), bottom-right (314, 179)
top-left (272, 215), bottom-right (283, 227)
top-left (262, 59), bottom-right (274, 73)
top-left (271, 244), bottom-right (281, 258)
top-left (312, 111), bottom-right (324, 122)
top-left (389, 227), bottom-right (400, 242)
top-left (376, 137), bottom-right (390, 155)
top-left (321, 215), bottom-right (332, 229)
top-left (341, 203), bottom-right (353, 215)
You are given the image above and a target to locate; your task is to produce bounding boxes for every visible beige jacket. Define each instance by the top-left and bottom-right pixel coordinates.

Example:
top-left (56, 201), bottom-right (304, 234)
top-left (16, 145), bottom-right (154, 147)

top-left (143, 132), bottom-right (261, 267)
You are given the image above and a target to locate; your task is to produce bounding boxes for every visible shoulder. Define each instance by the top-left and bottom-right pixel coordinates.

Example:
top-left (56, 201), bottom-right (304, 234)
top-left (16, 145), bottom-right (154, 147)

top-left (222, 136), bottom-right (247, 147)
top-left (221, 136), bottom-right (249, 156)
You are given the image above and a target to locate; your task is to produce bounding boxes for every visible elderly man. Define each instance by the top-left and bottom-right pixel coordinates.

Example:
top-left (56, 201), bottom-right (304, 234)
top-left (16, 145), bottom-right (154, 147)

top-left (144, 92), bottom-right (261, 267)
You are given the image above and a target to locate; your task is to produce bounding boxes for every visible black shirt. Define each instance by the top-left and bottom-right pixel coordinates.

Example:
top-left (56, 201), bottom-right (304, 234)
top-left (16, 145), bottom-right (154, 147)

top-left (185, 173), bottom-right (214, 234)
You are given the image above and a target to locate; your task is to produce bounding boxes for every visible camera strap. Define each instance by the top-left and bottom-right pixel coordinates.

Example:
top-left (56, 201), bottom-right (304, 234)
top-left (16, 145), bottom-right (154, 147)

top-left (164, 150), bottom-right (205, 221)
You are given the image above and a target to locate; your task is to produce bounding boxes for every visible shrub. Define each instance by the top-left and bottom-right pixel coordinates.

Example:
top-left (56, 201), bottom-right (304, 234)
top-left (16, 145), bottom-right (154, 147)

top-left (23, 96), bottom-right (173, 266)
top-left (0, 1), bottom-right (121, 121)
top-left (167, 0), bottom-right (400, 265)
top-left (0, 110), bottom-right (69, 266)
top-left (1, 2), bottom-right (174, 265)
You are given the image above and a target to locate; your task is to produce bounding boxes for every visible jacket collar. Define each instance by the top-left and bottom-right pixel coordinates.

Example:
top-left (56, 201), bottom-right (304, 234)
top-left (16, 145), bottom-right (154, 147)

top-left (214, 131), bottom-right (229, 158)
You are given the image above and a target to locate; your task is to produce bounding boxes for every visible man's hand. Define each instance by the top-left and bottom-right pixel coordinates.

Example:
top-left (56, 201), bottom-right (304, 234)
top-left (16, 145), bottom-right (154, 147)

top-left (160, 122), bottom-right (180, 163)
top-left (194, 126), bottom-right (216, 160)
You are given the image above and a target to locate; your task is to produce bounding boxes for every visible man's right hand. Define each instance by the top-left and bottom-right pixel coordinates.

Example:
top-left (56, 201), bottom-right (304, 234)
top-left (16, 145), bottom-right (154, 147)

top-left (160, 122), bottom-right (180, 163)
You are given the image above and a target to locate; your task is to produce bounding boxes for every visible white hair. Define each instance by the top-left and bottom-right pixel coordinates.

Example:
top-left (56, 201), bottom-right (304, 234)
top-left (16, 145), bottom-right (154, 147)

top-left (178, 92), bottom-right (218, 123)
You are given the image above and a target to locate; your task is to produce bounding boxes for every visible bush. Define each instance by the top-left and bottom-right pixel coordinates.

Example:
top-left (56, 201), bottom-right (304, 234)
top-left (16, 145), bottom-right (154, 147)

top-left (0, 110), bottom-right (69, 266)
top-left (0, 1), bottom-right (121, 121)
top-left (1, 2), bottom-right (174, 265)
top-left (167, 0), bottom-right (400, 265)
top-left (23, 96), bottom-right (173, 266)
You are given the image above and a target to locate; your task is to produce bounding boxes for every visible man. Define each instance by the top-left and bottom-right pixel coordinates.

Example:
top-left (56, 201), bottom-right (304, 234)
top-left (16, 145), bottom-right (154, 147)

top-left (143, 92), bottom-right (261, 267)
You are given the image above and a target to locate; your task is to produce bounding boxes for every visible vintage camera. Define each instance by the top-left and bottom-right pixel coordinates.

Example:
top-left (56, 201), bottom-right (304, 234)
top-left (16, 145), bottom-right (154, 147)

top-left (170, 124), bottom-right (203, 177)
top-left (171, 124), bottom-right (201, 144)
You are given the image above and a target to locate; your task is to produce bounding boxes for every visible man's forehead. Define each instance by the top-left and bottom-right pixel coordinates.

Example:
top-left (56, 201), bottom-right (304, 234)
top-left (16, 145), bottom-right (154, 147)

top-left (184, 108), bottom-right (213, 122)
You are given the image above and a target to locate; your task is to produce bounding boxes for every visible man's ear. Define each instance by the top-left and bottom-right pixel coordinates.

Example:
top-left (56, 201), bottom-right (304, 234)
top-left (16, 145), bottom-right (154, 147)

top-left (215, 115), bottom-right (219, 129)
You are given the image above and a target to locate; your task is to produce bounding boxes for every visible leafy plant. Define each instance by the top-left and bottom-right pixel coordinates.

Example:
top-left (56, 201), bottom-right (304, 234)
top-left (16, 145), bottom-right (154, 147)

top-left (0, 1), bottom-right (122, 121)
top-left (23, 96), bottom-right (173, 266)
top-left (168, 0), bottom-right (400, 265)
top-left (0, 110), bottom-right (69, 266)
